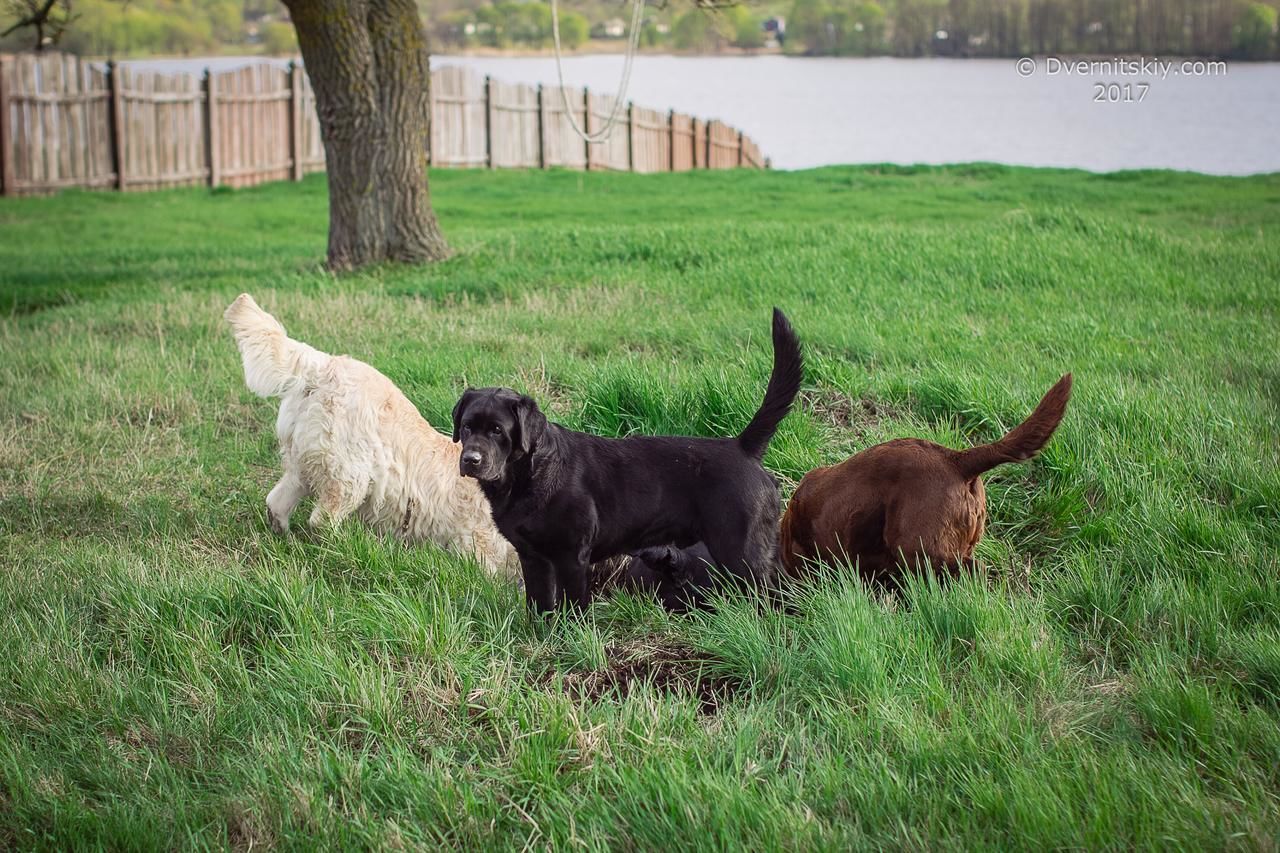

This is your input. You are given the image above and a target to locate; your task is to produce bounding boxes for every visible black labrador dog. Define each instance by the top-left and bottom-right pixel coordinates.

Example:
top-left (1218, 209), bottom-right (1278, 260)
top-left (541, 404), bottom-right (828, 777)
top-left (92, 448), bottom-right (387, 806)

top-left (452, 308), bottom-right (803, 614)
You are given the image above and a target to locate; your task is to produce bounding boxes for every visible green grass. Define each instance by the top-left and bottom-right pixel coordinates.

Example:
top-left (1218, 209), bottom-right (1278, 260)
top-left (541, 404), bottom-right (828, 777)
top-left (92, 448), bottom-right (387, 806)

top-left (1, 164), bottom-right (1278, 849)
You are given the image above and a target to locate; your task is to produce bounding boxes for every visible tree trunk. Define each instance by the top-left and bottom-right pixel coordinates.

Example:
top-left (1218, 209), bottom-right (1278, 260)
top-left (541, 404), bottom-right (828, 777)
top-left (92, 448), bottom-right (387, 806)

top-left (283, 0), bottom-right (450, 271)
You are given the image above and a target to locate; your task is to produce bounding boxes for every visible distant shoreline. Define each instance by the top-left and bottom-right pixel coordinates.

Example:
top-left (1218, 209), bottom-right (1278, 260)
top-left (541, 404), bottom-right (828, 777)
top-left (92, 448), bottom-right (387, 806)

top-left (109, 47), bottom-right (1271, 64)
top-left (442, 44), bottom-right (781, 58)
top-left (441, 48), bottom-right (1270, 62)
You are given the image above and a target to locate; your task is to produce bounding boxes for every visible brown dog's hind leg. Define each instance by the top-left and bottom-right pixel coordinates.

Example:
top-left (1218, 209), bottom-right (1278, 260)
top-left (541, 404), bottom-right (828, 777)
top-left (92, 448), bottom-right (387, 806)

top-left (882, 504), bottom-right (954, 582)
top-left (884, 483), bottom-right (986, 578)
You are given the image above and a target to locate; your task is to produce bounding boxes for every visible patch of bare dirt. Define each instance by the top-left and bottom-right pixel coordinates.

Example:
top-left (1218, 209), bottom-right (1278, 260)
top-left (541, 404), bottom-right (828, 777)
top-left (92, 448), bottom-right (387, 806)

top-left (802, 386), bottom-right (905, 441)
top-left (554, 640), bottom-right (742, 715)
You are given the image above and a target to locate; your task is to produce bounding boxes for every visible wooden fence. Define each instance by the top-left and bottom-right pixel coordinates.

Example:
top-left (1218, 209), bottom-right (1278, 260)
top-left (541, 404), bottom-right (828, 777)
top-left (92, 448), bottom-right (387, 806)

top-left (0, 52), bottom-right (767, 197)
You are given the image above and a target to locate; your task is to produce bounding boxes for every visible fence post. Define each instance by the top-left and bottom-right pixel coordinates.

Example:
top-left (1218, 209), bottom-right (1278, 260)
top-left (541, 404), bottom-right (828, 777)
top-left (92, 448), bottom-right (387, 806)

top-left (0, 57), bottom-right (13, 196)
top-left (204, 69), bottom-right (218, 187)
top-left (626, 101), bottom-right (635, 172)
top-left (705, 120), bottom-right (714, 169)
top-left (289, 61), bottom-right (303, 181)
top-left (426, 67), bottom-right (435, 168)
top-left (104, 61), bottom-right (125, 191)
top-left (667, 109), bottom-right (675, 173)
top-left (483, 75), bottom-right (493, 169)
top-left (737, 129), bottom-right (744, 167)
top-left (581, 87), bottom-right (591, 171)
top-left (536, 84), bottom-right (546, 169)
top-left (108, 61), bottom-right (127, 190)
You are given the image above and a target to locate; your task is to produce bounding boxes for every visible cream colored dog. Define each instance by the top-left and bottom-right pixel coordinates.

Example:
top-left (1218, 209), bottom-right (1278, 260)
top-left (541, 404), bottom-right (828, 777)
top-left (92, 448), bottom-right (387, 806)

top-left (224, 294), bottom-right (518, 577)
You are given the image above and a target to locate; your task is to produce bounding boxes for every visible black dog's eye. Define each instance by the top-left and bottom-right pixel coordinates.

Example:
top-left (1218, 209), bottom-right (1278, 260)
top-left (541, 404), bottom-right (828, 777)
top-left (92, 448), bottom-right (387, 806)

top-left (490, 425), bottom-right (503, 436)
top-left (462, 425), bottom-right (471, 436)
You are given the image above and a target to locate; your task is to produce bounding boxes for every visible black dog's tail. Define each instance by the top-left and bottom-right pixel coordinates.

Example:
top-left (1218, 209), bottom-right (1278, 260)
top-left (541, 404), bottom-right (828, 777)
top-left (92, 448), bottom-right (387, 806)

top-left (737, 308), bottom-right (803, 460)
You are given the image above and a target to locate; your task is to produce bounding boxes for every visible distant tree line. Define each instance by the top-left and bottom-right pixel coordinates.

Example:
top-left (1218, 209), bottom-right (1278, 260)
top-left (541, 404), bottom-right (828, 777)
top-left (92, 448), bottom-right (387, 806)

top-left (431, 1), bottom-right (589, 50)
top-left (784, 0), bottom-right (1280, 59)
top-left (0, 0), bottom-right (297, 55)
top-left (2, 0), bottom-right (1276, 59)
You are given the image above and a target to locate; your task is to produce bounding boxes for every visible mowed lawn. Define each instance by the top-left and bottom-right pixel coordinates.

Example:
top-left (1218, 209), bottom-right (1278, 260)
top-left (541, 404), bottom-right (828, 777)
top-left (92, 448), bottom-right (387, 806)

top-left (1, 165), bottom-right (1278, 849)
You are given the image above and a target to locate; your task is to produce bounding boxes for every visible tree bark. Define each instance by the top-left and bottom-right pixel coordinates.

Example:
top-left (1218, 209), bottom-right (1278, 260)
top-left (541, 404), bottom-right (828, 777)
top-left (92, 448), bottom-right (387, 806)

top-left (283, 0), bottom-right (450, 271)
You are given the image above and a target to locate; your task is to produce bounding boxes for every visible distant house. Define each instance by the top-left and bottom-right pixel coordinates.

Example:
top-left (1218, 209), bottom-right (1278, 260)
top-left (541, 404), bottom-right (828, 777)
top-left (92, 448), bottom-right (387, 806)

top-left (763, 16), bottom-right (785, 47)
top-left (592, 18), bottom-right (627, 39)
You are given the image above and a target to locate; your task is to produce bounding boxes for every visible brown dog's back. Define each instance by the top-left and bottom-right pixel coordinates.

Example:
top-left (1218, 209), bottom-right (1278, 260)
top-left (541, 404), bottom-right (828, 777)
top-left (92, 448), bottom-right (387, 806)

top-left (781, 375), bottom-right (1072, 583)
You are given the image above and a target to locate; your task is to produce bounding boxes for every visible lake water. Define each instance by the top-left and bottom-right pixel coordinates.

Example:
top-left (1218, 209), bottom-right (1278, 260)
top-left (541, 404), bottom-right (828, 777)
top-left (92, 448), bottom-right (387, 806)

top-left (127, 54), bottom-right (1280, 175)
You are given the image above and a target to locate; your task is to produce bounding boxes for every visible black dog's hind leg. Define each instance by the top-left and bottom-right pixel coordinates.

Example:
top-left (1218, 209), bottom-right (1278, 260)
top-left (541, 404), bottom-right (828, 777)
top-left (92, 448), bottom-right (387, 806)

top-left (703, 506), bottom-right (781, 593)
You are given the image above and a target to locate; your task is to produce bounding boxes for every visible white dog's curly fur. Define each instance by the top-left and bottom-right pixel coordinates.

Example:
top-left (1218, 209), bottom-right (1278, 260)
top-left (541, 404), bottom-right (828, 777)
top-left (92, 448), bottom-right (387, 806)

top-left (224, 294), bottom-right (518, 577)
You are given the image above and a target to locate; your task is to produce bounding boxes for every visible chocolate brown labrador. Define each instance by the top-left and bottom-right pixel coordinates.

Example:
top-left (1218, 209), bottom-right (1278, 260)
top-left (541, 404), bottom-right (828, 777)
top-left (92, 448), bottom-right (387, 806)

top-left (780, 374), bottom-right (1072, 585)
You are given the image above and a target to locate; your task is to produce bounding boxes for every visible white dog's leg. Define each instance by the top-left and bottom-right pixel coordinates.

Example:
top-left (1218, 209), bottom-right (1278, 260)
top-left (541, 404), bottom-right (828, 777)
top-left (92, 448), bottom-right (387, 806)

top-left (308, 480), bottom-right (365, 530)
top-left (266, 473), bottom-right (309, 535)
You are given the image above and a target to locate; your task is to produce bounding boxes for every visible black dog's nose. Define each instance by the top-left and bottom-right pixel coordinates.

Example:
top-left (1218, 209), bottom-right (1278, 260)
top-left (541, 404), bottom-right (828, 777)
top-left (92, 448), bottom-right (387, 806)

top-left (461, 450), bottom-right (482, 467)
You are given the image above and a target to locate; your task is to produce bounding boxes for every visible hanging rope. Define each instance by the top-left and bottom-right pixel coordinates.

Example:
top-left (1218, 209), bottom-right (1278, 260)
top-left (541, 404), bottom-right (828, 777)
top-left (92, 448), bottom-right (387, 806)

top-left (550, 0), bottom-right (645, 144)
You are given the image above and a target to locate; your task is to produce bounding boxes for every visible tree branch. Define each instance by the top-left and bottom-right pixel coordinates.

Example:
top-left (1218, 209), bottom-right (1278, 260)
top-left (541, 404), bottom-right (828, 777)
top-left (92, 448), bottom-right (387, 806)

top-left (1, 0), bottom-right (61, 38)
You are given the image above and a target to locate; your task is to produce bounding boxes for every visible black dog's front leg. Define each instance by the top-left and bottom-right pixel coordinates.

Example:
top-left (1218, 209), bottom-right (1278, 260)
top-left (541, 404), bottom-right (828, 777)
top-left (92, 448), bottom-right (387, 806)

top-left (554, 559), bottom-right (590, 611)
top-left (554, 534), bottom-right (597, 611)
top-left (520, 554), bottom-right (558, 614)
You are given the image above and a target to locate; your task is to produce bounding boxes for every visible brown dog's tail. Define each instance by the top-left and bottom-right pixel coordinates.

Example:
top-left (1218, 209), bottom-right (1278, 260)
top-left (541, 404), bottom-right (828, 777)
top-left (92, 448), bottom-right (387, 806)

top-left (737, 308), bottom-right (804, 460)
top-left (951, 374), bottom-right (1073, 480)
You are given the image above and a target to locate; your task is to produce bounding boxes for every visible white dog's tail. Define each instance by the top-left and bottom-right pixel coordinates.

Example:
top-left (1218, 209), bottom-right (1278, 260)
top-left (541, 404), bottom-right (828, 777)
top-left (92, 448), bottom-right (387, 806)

top-left (224, 294), bottom-right (327, 397)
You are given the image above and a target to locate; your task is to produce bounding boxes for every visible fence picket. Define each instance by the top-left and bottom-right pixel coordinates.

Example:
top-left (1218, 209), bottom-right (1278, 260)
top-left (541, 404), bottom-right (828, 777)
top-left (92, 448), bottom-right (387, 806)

top-left (0, 57), bottom-right (12, 196)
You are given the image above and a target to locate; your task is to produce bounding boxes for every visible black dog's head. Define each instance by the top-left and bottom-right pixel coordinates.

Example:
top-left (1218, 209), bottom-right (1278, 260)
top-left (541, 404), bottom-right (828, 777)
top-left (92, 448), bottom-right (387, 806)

top-left (625, 543), bottom-right (716, 613)
top-left (631, 543), bottom-right (714, 586)
top-left (451, 387), bottom-right (547, 483)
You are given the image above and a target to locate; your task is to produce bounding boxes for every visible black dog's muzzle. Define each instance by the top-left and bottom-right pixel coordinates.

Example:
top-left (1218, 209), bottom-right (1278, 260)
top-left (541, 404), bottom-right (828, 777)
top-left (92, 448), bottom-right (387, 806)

top-left (460, 450), bottom-right (483, 476)
top-left (460, 449), bottom-right (502, 482)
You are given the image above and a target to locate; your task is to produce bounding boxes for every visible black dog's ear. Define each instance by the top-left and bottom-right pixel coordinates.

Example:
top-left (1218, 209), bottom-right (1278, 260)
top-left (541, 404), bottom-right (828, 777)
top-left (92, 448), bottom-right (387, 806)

top-left (451, 390), bottom-right (477, 443)
top-left (513, 394), bottom-right (547, 457)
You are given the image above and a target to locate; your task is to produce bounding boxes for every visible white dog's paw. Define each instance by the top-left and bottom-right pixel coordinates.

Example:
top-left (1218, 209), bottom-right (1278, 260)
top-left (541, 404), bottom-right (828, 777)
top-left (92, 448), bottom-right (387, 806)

top-left (268, 508), bottom-right (289, 535)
